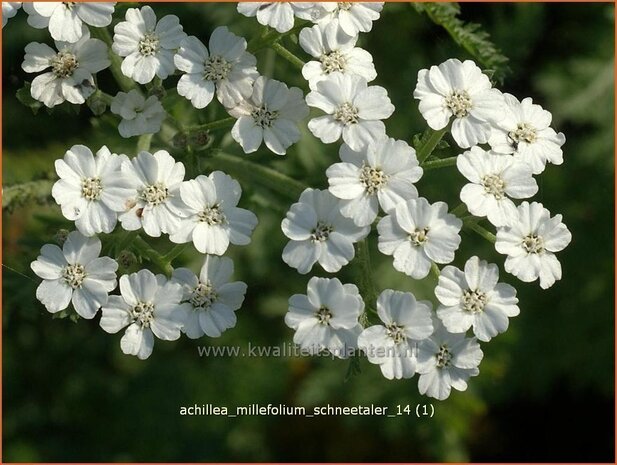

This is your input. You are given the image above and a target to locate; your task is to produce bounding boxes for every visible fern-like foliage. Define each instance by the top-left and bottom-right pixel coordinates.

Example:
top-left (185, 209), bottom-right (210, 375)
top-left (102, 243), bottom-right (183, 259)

top-left (413, 2), bottom-right (510, 83)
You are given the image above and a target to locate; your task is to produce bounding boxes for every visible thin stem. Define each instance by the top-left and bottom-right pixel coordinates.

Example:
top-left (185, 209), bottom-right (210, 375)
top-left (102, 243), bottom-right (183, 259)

top-left (163, 244), bottom-right (188, 262)
top-left (133, 235), bottom-right (174, 276)
top-left (450, 202), bottom-right (467, 217)
top-left (206, 151), bottom-right (307, 201)
top-left (247, 21), bottom-right (309, 53)
top-left (465, 220), bottom-right (496, 243)
top-left (90, 27), bottom-right (136, 92)
top-left (354, 239), bottom-right (378, 316)
top-left (416, 127), bottom-right (448, 163)
top-left (136, 133), bottom-right (153, 153)
top-left (188, 117), bottom-right (236, 133)
top-left (271, 42), bottom-right (305, 70)
top-left (421, 156), bottom-right (457, 170)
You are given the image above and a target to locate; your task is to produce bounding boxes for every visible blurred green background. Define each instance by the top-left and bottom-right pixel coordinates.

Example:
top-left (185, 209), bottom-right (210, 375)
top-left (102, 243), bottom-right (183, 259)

top-left (2, 2), bottom-right (614, 462)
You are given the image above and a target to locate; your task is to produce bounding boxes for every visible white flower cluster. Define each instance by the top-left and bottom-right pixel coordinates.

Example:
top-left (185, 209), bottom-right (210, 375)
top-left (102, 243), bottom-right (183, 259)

top-left (31, 144), bottom-right (257, 359)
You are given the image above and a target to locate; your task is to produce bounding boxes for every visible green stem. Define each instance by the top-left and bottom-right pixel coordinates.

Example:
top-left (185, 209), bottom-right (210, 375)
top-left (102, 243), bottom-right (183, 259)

top-left (450, 202), bottom-right (467, 217)
top-left (354, 239), bottom-right (378, 318)
top-left (136, 133), bottom-right (153, 152)
top-left (188, 117), bottom-right (236, 133)
top-left (464, 220), bottom-right (496, 243)
top-left (133, 236), bottom-right (173, 276)
top-left (163, 244), bottom-right (187, 262)
top-left (271, 42), bottom-right (305, 70)
top-left (416, 127), bottom-right (448, 163)
top-left (431, 262), bottom-right (441, 280)
top-left (421, 156), bottom-right (457, 170)
top-left (247, 21), bottom-right (309, 53)
top-left (90, 27), bottom-right (136, 92)
top-left (206, 151), bottom-right (307, 201)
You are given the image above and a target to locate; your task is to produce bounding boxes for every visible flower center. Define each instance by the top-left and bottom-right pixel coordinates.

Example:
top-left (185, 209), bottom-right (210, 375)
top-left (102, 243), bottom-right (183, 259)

top-left (190, 281), bottom-right (217, 309)
top-left (251, 105), bottom-right (278, 128)
top-left (409, 227), bottom-right (429, 246)
top-left (337, 2), bottom-right (353, 11)
top-left (81, 177), bottom-right (102, 201)
top-left (445, 89), bottom-right (472, 118)
top-left (386, 323), bottom-right (406, 344)
top-left (204, 55), bottom-right (232, 81)
top-left (509, 122), bottom-right (537, 145)
top-left (436, 344), bottom-right (453, 368)
top-left (138, 32), bottom-right (160, 57)
top-left (334, 102), bottom-right (359, 125)
top-left (320, 50), bottom-right (347, 74)
top-left (462, 289), bottom-right (487, 314)
top-left (482, 174), bottom-right (506, 199)
top-left (315, 306), bottom-right (332, 325)
top-left (140, 182), bottom-right (169, 206)
top-left (522, 233), bottom-right (545, 254)
top-left (311, 221), bottom-right (333, 242)
top-left (198, 205), bottom-right (226, 225)
top-left (132, 301), bottom-right (155, 328)
top-left (62, 263), bottom-right (86, 289)
top-left (359, 163), bottom-right (388, 194)
top-left (51, 51), bottom-right (78, 78)
top-left (62, 2), bottom-right (76, 9)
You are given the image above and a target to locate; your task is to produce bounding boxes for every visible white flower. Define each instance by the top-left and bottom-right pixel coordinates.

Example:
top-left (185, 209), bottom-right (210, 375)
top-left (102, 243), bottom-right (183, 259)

top-left (119, 150), bottom-right (186, 237)
top-left (30, 231), bottom-right (118, 319)
top-left (435, 256), bottom-right (519, 342)
top-left (237, 2), bottom-right (318, 33)
top-left (169, 171), bottom-right (258, 255)
top-left (416, 318), bottom-right (483, 400)
top-left (495, 201), bottom-right (572, 289)
top-left (377, 197), bottom-right (462, 279)
top-left (327, 138), bottom-right (423, 227)
top-left (285, 276), bottom-right (364, 358)
top-left (100, 269), bottom-right (190, 360)
top-left (21, 29), bottom-right (110, 108)
top-left (457, 146), bottom-right (538, 227)
top-left (229, 76), bottom-right (309, 155)
top-left (307, 72), bottom-right (394, 151)
top-left (314, 2), bottom-right (384, 37)
top-left (23, 2), bottom-right (115, 43)
top-left (2, 2), bottom-right (21, 28)
top-left (357, 289), bottom-right (433, 380)
top-left (299, 21), bottom-right (377, 89)
top-left (172, 256), bottom-right (247, 339)
top-left (112, 6), bottom-right (186, 85)
top-left (51, 145), bottom-right (135, 236)
top-left (489, 93), bottom-right (566, 174)
top-left (174, 28), bottom-right (258, 109)
top-left (110, 90), bottom-right (166, 138)
top-left (281, 188), bottom-right (370, 274)
top-left (413, 58), bottom-right (504, 148)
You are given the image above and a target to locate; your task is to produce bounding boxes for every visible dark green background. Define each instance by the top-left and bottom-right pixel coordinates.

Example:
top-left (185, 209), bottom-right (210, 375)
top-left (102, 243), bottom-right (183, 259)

top-left (3, 2), bottom-right (614, 462)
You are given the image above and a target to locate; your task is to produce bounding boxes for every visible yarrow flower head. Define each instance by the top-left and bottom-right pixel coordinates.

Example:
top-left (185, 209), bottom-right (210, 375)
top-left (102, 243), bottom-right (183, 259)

top-left (172, 256), bottom-right (247, 339)
top-left (23, 2), bottom-right (115, 43)
top-left (327, 138), bottom-right (423, 227)
top-left (237, 2), bottom-right (319, 33)
top-left (174, 28), bottom-right (258, 109)
top-left (22, 29), bottom-right (110, 108)
top-left (112, 6), bottom-right (186, 84)
top-left (357, 289), bottom-right (434, 380)
top-left (416, 318), bottom-right (484, 400)
top-left (378, 198), bottom-right (463, 279)
top-left (489, 93), bottom-right (566, 174)
top-left (299, 21), bottom-right (377, 89)
top-left (119, 150), bottom-right (187, 237)
top-left (457, 146), bottom-right (538, 227)
top-left (285, 276), bottom-right (364, 358)
top-left (435, 256), bottom-right (520, 342)
top-left (52, 145), bottom-right (135, 236)
top-left (100, 269), bottom-right (190, 360)
top-left (229, 76), bottom-right (309, 155)
top-left (495, 201), bottom-right (572, 289)
top-left (282, 188), bottom-right (370, 274)
top-left (414, 58), bottom-right (504, 148)
top-left (110, 90), bottom-right (166, 138)
top-left (170, 171), bottom-right (258, 255)
top-left (2, 2), bottom-right (21, 28)
top-left (314, 2), bottom-right (384, 37)
top-left (31, 231), bottom-right (118, 319)
top-left (306, 72), bottom-right (394, 151)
